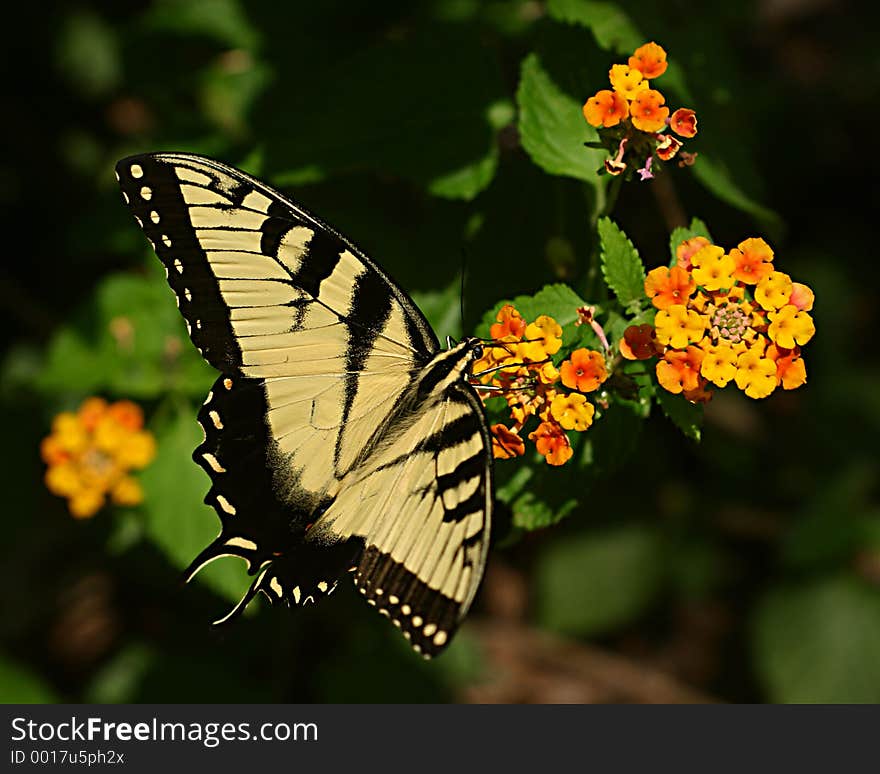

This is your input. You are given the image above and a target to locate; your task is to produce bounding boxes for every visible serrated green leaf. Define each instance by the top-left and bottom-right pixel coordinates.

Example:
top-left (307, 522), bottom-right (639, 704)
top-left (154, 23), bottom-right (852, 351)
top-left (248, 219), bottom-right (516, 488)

top-left (140, 404), bottom-right (248, 604)
top-left (753, 574), bottom-right (880, 703)
top-left (668, 217), bottom-right (714, 265)
top-left (598, 217), bottom-right (645, 308)
top-left (477, 283), bottom-right (587, 338)
top-left (516, 53), bottom-right (606, 184)
top-left (536, 526), bottom-right (665, 635)
top-left (693, 154), bottom-right (784, 239)
top-left (656, 388), bottom-right (703, 441)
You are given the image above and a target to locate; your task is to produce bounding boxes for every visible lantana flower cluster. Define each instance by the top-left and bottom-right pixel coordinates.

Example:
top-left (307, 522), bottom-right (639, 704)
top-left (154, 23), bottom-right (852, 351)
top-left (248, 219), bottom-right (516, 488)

top-left (582, 42), bottom-right (697, 180)
top-left (471, 305), bottom-right (608, 466)
top-left (41, 397), bottom-right (156, 518)
top-left (621, 237), bottom-right (815, 402)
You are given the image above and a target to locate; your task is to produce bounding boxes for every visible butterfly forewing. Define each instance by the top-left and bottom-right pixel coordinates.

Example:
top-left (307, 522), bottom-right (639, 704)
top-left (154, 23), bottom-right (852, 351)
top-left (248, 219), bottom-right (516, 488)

top-left (115, 152), bottom-right (492, 656)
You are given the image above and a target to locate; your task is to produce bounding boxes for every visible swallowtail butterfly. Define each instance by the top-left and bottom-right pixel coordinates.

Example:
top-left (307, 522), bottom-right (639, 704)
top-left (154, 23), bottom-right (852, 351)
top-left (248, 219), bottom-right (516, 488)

top-left (116, 153), bottom-right (493, 658)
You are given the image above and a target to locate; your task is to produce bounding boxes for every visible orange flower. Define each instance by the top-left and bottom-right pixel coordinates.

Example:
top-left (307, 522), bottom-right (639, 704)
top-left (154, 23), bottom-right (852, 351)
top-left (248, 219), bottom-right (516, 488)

top-left (490, 424), bottom-right (525, 459)
top-left (620, 324), bottom-right (660, 360)
top-left (628, 42), bottom-right (668, 79)
top-left (789, 282), bottom-right (815, 311)
top-left (78, 397), bottom-right (109, 431)
top-left (490, 304), bottom-right (527, 341)
top-left (670, 108), bottom-right (697, 138)
top-left (656, 347), bottom-right (704, 394)
top-left (529, 422), bottom-right (573, 466)
top-left (656, 134), bottom-right (682, 161)
top-left (683, 379), bottom-right (714, 404)
top-left (676, 236), bottom-right (710, 271)
top-left (107, 400), bottom-right (144, 431)
top-left (583, 90), bottom-right (629, 128)
top-left (729, 237), bottom-right (774, 285)
top-left (767, 344), bottom-right (807, 390)
top-left (559, 349), bottom-right (607, 392)
top-left (644, 265), bottom-right (696, 309)
top-left (630, 89), bottom-right (669, 133)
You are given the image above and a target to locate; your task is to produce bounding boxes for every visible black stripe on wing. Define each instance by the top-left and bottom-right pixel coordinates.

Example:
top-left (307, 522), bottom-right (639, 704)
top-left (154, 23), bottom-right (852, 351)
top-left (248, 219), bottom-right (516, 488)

top-left (355, 547), bottom-right (461, 658)
top-left (116, 155), bottom-right (243, 371)
top-left (115, 153), bottom-right (441, 370)
top-left (186, 374), bottom-right (321, 578)
top-left (353, 386), bottom-right (493, 658)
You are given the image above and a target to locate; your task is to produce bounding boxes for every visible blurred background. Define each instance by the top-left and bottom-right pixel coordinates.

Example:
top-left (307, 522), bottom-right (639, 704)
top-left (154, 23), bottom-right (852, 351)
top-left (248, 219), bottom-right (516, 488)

top-left (1, 0), bottom-right (877, 703)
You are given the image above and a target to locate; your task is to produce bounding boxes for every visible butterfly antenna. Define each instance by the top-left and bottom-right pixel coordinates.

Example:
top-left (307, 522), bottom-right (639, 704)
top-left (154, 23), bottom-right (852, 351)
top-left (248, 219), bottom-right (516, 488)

top-left (459, 246), bottom-right (467, 336)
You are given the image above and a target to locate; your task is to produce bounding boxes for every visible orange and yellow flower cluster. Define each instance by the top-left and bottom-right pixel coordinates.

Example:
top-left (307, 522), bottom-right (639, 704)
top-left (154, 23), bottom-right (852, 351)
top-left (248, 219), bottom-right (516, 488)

top-left (582, 42), bottom-right (697, 179)
top-left (622, 237), bottom-right (815, 401)
top-left (471, 305), bottom-right (608, 465)
top-left (41, 397), bottom-right (156, 518)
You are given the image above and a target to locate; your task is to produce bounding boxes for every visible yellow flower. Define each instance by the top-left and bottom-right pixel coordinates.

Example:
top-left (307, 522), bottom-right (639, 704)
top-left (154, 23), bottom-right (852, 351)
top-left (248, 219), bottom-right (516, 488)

top-left (52, 413), bottom-right (89, 454)
top-left (734, 348), bottom-right (778, 399)
top-left (609, 64), bottom-right (648, 100)
top-left (536, 361), bottom-right (560, 385)
top-left (45, 462), bottom-right (83, 497)
top-left (700, 341), bottom-right (738, 387)
top-left (755, 271), bottom-right (794, 311)
top-left (691, 249), bottom-right (736, 291)
top-left (116, 431), bottom-right (157, 469)
top-left (655, 304), bottom-right (706, 349)
top-left (110, 476), bottom-right (144, 506)
top-left (520, 315), bottom-right (563, 361)
top-left (550, 393), bottom-right (595, 432)
top-left (768, 305), bottom-right (815, 349)
top-left (41, 397), bottom-right (156, 519)
top-left (70, 490), bottom-right (105, 520)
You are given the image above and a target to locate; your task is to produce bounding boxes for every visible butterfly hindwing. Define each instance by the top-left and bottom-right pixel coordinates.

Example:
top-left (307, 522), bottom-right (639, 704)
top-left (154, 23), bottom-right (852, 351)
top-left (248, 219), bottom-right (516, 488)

top-left (116, 153), bottom-right (493, 656)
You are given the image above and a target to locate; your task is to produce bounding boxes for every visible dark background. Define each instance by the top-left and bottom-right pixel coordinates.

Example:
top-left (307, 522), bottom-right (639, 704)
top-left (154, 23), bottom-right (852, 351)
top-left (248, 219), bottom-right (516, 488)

top-left (1, 0), bottom-right (877, 703)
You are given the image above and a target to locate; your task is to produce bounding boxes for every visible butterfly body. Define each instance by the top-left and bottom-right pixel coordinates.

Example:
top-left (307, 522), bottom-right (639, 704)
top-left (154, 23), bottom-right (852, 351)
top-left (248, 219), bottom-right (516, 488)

top-left (116, 153), bottom-right (492, 657)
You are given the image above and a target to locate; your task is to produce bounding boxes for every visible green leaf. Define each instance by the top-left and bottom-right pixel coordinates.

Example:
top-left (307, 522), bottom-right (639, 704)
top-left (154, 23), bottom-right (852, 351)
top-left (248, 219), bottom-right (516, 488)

top-left (536, 526), bottom-right (665, 636)
top-left (411, 277), bottom-right (463, 342)
top-left (668, 217), bottom-right (713, 265)
top-left (753, 574), bottom-right (880, 703)
top-left (143, 0), bottom-right (259, 50)
top-left (85, 643), bottom-right (155, 703)
top-left (783, 466), bottom-right (880, 570)
top-left (36, 268), bottom-right (214, 400)
top-left (257, 28), bottom-right (507, 200)
top-left (139, 403), bottom-right (247, 604)
top-left (546, 0), bottom-right (642, 52)
top-left (545, 0), bottom-right (694, 101)
top-left (0, 655), bottom-right (59, 703)
top-left (693, 154), bottom-right (784, 238)
top-left (598, 217), bottom-right (645, 308)
top-left (56, 9), bottom-right (121, 99)
top-left (478, 283), bottom-right (587, 336)
top-left (516, 53), bottom-right (606, 183)
top-left (495, 451), bottom-right (580, 531)
top-left (656, 388), bottom-right (703, 441)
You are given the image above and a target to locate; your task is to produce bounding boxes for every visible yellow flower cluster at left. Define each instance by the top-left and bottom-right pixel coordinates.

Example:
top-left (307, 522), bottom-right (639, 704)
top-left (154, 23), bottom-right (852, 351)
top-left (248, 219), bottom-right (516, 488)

top-left (622, 237), bottom-right (816, 402)
top-left (41, 397), bottom-right (156, 518)
top-left (471, 305), bottom-right (607, 466)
